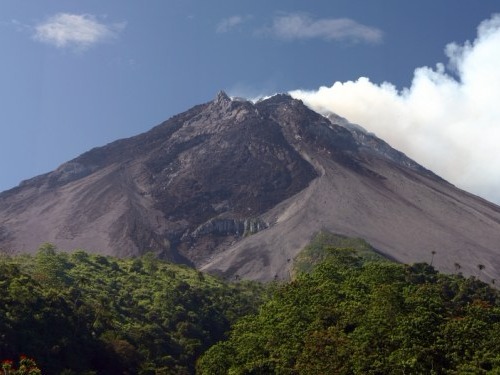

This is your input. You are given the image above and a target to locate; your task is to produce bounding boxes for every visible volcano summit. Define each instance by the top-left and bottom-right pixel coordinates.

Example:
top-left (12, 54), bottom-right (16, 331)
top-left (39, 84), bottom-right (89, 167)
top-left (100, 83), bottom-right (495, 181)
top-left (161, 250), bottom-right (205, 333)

top-left (1, 92), bottom-right (500, 281)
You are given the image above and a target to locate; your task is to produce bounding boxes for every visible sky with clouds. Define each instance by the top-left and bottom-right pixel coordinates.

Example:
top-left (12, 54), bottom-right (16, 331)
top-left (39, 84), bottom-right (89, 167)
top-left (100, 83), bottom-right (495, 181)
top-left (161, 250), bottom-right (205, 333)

top-left (0, 1), bottom-right (499, 204)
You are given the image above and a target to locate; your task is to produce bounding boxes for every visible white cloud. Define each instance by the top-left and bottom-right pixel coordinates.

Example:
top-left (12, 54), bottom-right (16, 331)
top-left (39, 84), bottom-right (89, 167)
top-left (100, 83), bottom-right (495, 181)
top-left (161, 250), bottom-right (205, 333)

top-left (215, 14), bottom-right (253, 34)
top-left (267, 13), bottom-right (382, 44)
top-left (217, 16), bottom-right (243, 33)
top-left (34, 13), bottom-right (125, 50)
top-left (9, 19), bottom-right (31, 32)
top-left (290, 14), bottom-right (500, 204)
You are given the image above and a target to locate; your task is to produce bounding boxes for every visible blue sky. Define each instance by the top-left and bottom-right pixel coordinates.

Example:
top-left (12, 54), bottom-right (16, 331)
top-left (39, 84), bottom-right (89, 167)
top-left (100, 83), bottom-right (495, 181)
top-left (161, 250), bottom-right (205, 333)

top-left (1, 1), bottom-right (499, 203)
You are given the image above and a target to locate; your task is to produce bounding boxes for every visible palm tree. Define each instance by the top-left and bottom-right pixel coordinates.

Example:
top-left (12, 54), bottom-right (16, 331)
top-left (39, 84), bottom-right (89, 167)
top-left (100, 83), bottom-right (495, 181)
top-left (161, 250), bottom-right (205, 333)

top-left (430, 251), bottom-right (436, 266)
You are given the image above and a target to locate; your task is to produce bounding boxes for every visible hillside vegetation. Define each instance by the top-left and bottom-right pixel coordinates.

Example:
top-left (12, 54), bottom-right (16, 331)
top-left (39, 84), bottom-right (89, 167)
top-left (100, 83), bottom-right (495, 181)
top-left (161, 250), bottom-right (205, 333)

top-left (198, 246), bottom-right (500, 374)
top-left (0, 244), bottom-right (265, 374)
top-left (3, 238), bottom-right (500, 374)
top-left (291, 231), bottom-right (386, 276)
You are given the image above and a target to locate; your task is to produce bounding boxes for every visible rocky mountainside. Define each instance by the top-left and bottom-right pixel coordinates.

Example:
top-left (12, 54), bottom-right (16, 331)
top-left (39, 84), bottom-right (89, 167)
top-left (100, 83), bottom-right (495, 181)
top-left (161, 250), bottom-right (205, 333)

top-left (1, 91), bottom-right (500, 281)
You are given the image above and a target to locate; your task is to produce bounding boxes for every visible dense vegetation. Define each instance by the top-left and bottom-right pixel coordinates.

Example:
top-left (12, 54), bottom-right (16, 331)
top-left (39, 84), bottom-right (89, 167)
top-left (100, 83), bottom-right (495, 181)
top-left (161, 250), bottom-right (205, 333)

top-left (3, 236), bottom-right (500, 374)
top-left (0, 244), bottom-right (264, 374)
top-left (198, 246), bottom-right (500, 374)
top-left (291, 231), bottom-right (385, 276)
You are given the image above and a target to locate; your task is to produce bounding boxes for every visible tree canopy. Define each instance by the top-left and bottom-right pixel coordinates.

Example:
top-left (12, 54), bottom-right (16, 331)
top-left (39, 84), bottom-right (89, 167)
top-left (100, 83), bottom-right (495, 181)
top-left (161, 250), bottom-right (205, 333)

top-left (198, 247), bottom-right (500, 374)
top-left (0, 246), bottom-right (264, 374)
top-left (3, 238), bottom-right (500, 374)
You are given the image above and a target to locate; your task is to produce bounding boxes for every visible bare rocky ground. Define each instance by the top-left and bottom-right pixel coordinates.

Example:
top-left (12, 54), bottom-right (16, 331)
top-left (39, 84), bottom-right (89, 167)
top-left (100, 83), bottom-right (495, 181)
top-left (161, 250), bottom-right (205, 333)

top-left (202, 153), bottom-right (500, 282)
top-left (1, 92), bottom-right (500, 282)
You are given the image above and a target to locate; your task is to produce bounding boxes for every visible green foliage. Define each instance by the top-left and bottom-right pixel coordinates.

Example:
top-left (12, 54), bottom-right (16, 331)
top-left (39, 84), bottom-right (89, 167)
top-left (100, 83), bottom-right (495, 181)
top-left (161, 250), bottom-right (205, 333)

top-left (0, 245), bottom-right (265, 374)
top-left (292, 231), bottom-right (386, 276)
top-left (5, 239), bottom-right (500, 375)
top-left (34, 243), bottom-right (72, 287)
top-left (198, 248), bottom-right (500, 374)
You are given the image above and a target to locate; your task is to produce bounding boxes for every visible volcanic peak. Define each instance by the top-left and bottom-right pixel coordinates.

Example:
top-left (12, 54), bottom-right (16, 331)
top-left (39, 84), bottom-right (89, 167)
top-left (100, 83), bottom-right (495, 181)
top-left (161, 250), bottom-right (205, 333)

top-left (1, 91), bottom-right (500, 283)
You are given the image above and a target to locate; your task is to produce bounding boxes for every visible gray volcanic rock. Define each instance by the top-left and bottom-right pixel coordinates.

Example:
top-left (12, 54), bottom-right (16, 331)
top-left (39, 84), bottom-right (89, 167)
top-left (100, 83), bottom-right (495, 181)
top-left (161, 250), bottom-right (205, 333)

top-left (0, 92), bottom-right (316, 263)
top-left (1, 91), bottom-right (500, 283)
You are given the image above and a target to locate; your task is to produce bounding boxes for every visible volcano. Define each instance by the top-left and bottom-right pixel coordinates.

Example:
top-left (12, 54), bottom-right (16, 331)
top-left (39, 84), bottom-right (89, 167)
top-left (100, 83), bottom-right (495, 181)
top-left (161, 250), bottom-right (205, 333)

top-left (1, 91), bottom-right (500, 281)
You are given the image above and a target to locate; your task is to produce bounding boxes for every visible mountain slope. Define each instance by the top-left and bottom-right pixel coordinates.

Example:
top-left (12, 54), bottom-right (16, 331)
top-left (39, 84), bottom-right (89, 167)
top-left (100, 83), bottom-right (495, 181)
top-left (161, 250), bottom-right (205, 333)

top-left (1, 91), bottom-right (500, 282)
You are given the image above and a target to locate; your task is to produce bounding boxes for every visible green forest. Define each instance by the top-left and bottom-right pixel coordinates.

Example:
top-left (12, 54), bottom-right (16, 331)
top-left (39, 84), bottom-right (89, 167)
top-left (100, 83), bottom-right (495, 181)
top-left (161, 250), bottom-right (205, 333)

top-left (0, 244), bottom-right (264, 374)
top-left (2, 235), bottom-right (500, 374)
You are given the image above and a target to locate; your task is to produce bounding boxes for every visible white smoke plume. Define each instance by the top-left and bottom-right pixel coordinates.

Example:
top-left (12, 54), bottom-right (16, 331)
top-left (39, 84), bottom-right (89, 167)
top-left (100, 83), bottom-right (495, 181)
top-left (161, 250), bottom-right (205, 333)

top-left (290, 14), bottom-right (500, 205)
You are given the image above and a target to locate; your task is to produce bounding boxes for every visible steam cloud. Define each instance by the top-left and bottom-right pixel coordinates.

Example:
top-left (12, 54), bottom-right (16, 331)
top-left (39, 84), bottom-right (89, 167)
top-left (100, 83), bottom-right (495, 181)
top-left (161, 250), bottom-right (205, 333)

top-left (290, 15), bottom-right (500, 204)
